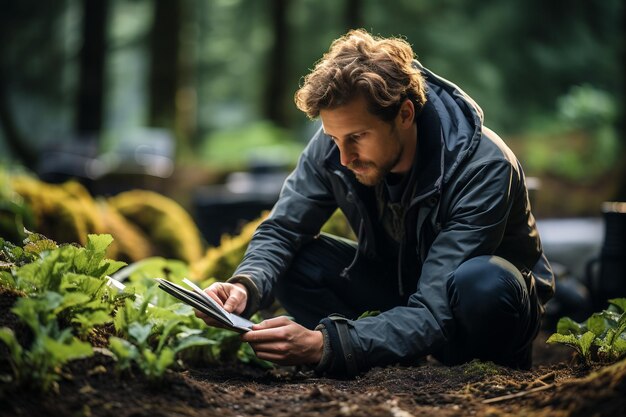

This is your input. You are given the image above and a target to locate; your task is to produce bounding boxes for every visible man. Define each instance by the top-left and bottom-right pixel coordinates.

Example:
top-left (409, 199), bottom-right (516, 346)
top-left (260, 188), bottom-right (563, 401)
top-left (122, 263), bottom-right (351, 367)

top-left (197, 29), bottom-right (555, 378)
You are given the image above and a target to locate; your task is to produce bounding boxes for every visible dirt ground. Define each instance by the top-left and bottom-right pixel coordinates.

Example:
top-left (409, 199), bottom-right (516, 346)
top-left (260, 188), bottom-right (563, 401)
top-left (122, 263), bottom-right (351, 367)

top-left (1, 290), bottom-right (625, 417)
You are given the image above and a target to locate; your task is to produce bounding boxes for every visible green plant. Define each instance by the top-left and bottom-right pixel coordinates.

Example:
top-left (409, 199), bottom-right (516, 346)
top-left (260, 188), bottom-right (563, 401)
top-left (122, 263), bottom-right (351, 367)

top-left (547, 298), bottom-right (626, 366)
top-left (200, 121), bottom-right (303, 170)
top-left (0, 293), bottom-right (93, 392)
top-left (109, 287), bottom-right (220, 380)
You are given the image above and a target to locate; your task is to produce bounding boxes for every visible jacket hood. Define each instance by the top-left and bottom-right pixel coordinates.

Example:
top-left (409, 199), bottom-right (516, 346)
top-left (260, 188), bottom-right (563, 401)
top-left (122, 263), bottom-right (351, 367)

top-left (323, 61), bottom-right (485, 196)
top-left (415, 60), bottom-right (484, 186)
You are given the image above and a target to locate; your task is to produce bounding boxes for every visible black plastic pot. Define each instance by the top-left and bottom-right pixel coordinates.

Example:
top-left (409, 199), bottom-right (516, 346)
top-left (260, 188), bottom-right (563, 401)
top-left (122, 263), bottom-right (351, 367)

top-left (586, 202), bottom-right (626, 310)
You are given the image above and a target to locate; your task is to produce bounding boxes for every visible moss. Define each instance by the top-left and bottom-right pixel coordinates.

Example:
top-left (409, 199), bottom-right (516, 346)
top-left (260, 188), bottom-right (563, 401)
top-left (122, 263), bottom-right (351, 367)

top-left (97, 201), bottom-right (153, 263)
top-left (321, 209), bottom-right (356, 240)
top-left (108, 190), bottom-right (203, 263)
top-left (10, 177), bottom-right (109, 248)
top-left (190, 212), bottom-right (268, 282)
top-left (461, 359), bottom-right (502, 377)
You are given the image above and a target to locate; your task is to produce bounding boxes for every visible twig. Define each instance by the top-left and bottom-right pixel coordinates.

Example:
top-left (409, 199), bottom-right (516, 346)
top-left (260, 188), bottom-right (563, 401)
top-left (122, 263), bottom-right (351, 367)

top-left (482, 383), bottom-right (555, 404)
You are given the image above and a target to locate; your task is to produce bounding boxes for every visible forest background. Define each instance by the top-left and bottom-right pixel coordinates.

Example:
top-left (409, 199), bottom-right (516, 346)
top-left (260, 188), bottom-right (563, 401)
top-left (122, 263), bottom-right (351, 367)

top-left (0, 0), bottom-right (624, 220)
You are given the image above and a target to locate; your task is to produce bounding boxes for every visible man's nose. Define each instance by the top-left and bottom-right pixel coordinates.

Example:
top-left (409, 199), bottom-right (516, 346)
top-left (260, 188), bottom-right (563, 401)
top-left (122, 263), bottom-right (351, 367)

top-left (338, 143), bottom-right (357, 167)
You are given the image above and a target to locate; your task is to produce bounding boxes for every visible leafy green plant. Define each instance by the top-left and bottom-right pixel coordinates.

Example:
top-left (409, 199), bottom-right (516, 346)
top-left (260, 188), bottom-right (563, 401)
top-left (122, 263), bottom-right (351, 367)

top-left (547, 298), bottom-right (626, 365)
top-left (12, 233), bottom-right (125, 295)
top-left (0, 293), bottom-right (93, 392)
top-left (109, 288), bottom-right (218, 380)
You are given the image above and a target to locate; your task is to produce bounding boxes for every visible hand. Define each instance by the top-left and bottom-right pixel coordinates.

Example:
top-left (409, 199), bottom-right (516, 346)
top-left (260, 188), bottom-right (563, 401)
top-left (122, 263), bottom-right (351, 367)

top-left (241, 316), bottom-right (323, 366)
top-left (194, 282), bottom-right (248, 327)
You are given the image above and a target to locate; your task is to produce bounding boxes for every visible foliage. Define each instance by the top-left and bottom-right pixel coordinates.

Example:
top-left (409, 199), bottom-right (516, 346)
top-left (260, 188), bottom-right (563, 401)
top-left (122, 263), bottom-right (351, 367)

top-left (109, 255), bottom-right (271, 371)
top-left (547, 298), bottom-right (626, 366)
top-left (1, 171), bottom-right (207, 263)
top-left (0, 294), bottom-right (93, 392)
top-left (109, 293), bottom-right (215, 381)
top-left (0, 169), bottom-right (34, 244)
top-left (191, 209), bottom-right (355, 284)
top-left (0, 234), bottom-right (126, 392)
top-left (96, 201), bottom-right (153, 262)
top-left (521, 85), bottom-right (620, 183)
top-left (321, 209), bottom-right (357, 241)
top-left (0, 232), bottom-right (273, 391)
top-left (10, 175), bottom-right (106, 247)
top-left (108, 190), bottom-right (204, 263)
top-left (200, 121), bottom-right (304, 170)
top-left (12, 234), bottom-right (125, 296)
top-left (191, 212), bottom-right (268, 282)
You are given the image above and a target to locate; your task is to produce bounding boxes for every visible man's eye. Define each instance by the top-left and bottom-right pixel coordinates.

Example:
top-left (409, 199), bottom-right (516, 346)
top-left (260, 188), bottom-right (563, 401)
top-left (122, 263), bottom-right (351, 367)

top-left (351, 132), bottom-right (365, 140)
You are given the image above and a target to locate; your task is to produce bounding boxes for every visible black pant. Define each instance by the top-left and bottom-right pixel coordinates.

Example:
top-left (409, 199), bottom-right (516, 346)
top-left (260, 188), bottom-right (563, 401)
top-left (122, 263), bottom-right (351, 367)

top-left (275, 234), bottom-right (541, 369)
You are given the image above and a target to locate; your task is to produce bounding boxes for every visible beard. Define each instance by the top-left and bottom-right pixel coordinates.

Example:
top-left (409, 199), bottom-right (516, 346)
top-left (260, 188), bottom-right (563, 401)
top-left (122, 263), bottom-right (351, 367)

top-left (346, 122), bottom-right (405, 186)
top-left (348, 154), bottom-right (400, 186)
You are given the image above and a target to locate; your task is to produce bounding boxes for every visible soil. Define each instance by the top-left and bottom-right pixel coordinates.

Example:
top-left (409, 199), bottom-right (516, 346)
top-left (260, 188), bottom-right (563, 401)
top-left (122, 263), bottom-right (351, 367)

top-left (1, 290), bottom-right (625, 417)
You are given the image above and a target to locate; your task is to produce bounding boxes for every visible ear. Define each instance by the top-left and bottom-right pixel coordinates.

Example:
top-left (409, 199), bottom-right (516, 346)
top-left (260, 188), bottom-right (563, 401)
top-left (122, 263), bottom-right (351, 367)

top-left (397, 99), bottom-right (415, 128)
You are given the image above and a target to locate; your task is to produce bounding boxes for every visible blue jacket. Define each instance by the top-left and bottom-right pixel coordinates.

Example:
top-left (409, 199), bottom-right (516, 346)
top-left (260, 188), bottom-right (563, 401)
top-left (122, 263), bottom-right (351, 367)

top-left (229, 61), bottom-right (555, 376)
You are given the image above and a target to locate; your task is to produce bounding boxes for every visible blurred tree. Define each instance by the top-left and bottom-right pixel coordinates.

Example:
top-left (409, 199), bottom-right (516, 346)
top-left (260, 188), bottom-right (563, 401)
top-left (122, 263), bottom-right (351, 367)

top-left (344, 0), bottom-right (363, 31)
top-left (0, 1), bottom-right (70, 167)
top-left (76, 0), bottom-right (109, 133)
top-left (148, 0), bottom-right (180, 132)
top-left (148, 0), bottom-right (196, 155)
top-left (263, 0), bottom-right (290, 127)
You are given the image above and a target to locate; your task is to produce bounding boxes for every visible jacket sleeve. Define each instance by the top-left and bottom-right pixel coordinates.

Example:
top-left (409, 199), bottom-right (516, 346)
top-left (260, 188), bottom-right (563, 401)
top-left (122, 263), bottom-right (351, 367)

top-left (229, 128), bottom-right (338, 311)
top-left (320, 158), bottom-right (522, 377)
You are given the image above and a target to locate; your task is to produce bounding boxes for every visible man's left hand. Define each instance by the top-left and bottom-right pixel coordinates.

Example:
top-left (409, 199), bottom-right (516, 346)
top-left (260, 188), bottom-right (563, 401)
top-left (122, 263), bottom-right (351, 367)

top-left (240, 316), bottom-right (323, 366)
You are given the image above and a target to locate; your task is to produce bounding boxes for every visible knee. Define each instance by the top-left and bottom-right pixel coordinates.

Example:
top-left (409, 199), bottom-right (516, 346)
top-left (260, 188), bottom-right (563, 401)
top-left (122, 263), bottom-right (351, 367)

top-left (448, 256), bottom-right (527, 320)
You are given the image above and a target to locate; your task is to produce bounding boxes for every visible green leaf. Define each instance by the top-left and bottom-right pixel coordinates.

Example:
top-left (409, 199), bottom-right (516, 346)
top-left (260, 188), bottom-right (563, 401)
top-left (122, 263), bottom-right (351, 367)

top-left (613, 336), bottom-right (626, 356)
top-left (154, 348), bottom-right (175, 376)
top-left (173, 335), bottom-right (216, 354)
top-left (609, 298), bottom-right (626, 313)
top-left (0, 327), bottom-right (23, 367)
top-left (547, 331), bottom-right (596, 365)
top-left (86, 234), bottom-right (114, 257)
top-left (578, 331), bottom-right (596, 362)
top-left (43, 335), bottom-right (93, 363)
top-left (128, 322), bottom-right (153, 346)
top-left (586, 313), bottom-right (608, 336)
top-left (54, 292), bottom-right (91, 315)
top-left (547, 332), bottom-right (578, 346)
top-left (0, 271), bottom-right (16, 288)
top-left (109, 336), bottom-right (139, 370)
top-left (556, 317), bottom-right (584, 335)
top-left (72, 310), bottom-right (111, 335)
top-left (156, 318), bottom-right (182, 353)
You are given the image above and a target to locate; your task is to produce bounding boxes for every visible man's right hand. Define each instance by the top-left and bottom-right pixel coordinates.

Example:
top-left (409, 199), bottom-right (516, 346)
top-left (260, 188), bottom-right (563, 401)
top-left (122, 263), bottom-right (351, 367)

top-left (195, 282), bottom-right (248, 327)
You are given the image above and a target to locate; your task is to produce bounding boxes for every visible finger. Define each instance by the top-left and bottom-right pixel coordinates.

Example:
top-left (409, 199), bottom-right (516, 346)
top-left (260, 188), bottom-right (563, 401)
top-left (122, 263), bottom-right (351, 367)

top-left (249, 339), bottom-right (289, 351)
top-left (251, 316), bottom-right (293, 330)
top-left (194, 310), bottom-right (227, 329)
top-left (254, 351), bottom-right (290, 365)
top-left (222, 292), bottom-right (243, 314)
top-left (204, 284), bottom-right (226, 307)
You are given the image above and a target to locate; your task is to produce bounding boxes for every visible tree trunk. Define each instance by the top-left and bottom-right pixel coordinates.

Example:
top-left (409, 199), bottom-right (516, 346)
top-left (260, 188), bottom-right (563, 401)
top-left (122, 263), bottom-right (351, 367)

top-left (76, 0), bottom-right (108, 134)
top-left (345, 0), bottom-right (363, 31)
top-left (0, 70), bottom-right (37, 167)
top-left (263, 0), bottom-right (289, 127)
top-left (148, 0), bottom-right (180, 131)
top-left (615, 12), bottom-right (626, 201)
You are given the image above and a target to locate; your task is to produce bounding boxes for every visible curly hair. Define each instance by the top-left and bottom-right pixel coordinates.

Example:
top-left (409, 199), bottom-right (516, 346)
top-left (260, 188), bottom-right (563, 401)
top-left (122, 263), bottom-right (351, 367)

top-left (294, 29), bottom-right (427, 122)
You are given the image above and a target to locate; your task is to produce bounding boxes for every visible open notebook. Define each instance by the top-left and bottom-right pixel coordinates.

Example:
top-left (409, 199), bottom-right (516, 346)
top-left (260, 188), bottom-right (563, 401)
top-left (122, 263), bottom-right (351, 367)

top-left (155, 278), bottom-right (254, 333)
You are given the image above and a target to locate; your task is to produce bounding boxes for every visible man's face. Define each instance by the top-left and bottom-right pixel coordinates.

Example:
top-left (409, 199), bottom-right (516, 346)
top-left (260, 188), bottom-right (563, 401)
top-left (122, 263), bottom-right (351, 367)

top-left (320, 96), bottom-right (411, 186)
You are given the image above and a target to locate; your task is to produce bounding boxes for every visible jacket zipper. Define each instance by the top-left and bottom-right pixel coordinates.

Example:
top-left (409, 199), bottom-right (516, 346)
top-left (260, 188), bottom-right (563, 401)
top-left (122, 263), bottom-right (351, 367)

top-left (333, 169), bottom-right (377, 279)
top-left (397, 189), bottom-right (441, 296)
